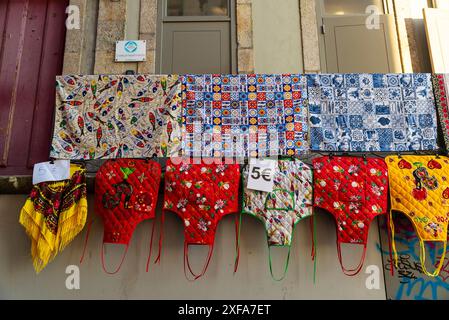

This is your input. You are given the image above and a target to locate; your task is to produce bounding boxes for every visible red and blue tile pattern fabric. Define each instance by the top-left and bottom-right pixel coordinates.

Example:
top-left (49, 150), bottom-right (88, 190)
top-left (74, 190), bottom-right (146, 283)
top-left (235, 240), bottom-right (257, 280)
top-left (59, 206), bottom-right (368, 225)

top-left (181, 74), bottom-right (309, 158)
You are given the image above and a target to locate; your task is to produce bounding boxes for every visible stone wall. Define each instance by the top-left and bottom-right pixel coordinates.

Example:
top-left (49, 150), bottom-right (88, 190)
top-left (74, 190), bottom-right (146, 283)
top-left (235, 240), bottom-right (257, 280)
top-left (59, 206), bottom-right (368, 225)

top-left (94, 0), bottom-right (128, 74)
top-left (63, 0), bottom-right (98, 74)
top-left (62, 0), bottom-right (441, 76)
top-left (236, 0), bottom-right (254, 74)
top-left (138, 0), bottom-right (158, 73)
top-left (299, 0), bottom-right (320, 73)
top-left (63, 0), bottom-right (256, 74)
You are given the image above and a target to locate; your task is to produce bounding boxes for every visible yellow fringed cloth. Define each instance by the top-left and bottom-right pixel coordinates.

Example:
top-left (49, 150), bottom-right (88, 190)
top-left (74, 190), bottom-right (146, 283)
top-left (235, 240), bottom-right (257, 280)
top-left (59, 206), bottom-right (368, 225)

top-left (19, 164), bottom-right (87, 273)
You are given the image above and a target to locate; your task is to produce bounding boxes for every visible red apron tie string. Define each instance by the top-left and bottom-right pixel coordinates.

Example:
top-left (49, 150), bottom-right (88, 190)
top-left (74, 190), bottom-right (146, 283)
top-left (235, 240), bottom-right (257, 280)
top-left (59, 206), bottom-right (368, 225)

top-left (79, 218), bottom-right (95, 264)
top-left (154, 210), bottom-right (165, 265)
top-left (336, 241), bottom-right (368, 276)
top-left (184, 242), bottom-right (215, 281)
top-left (101, 243), bottom-right (129, 275)
top-left (233, 213), bottom-right (240, 273)
top-left (145, 218), bottom-right (158, 272)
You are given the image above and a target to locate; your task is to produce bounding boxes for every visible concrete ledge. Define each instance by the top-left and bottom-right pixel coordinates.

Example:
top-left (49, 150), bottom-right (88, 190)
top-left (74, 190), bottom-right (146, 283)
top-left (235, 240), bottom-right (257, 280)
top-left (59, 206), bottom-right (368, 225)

top-left (0, 159), bottom-right (166, 194)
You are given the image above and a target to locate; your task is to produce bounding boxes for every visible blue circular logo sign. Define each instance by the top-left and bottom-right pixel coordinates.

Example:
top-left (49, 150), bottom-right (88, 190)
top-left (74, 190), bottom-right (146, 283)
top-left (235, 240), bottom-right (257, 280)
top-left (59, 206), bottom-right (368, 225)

top-left (124, 41), bottom-right (138, 53)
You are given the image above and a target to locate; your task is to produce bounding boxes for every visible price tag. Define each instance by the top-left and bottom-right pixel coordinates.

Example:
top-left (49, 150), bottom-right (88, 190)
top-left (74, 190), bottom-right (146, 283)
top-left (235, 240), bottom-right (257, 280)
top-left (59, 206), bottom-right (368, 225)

top-left (32, 160), bottom-right (70, 185)
top-left (247, 158), bottom-right (276, 193)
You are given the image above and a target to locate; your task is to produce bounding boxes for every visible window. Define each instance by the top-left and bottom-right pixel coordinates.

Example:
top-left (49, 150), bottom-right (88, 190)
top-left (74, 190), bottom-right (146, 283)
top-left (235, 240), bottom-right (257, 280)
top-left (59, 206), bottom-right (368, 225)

top-left (159, 0), bottom-right (235, 74)
top-left (167, 0), bottom-right (229, 17)
top-left (323, 0), bottom-right (384, 15)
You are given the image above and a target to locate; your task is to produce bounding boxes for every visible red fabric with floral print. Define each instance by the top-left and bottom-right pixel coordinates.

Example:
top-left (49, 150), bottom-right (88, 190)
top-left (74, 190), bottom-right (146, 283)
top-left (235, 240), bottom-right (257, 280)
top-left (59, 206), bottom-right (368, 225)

top-left (163, 159), bottom-right (240, 245)
top-left (313, 156), bottom-right (389, 275)
top-left (95, 159), bottom-right (161, 245)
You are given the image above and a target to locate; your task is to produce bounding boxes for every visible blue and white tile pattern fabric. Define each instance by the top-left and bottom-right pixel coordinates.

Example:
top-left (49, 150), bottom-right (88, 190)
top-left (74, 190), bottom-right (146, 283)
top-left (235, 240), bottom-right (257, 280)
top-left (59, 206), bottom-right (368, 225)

top-left (307, 73), bottom-right (438, 152)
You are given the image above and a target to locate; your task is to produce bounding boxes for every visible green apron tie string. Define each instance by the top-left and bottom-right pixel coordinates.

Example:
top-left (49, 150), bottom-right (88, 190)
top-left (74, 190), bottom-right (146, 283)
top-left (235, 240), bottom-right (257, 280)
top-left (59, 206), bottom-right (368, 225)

top-left (268, 244), bottom-right (291, 281)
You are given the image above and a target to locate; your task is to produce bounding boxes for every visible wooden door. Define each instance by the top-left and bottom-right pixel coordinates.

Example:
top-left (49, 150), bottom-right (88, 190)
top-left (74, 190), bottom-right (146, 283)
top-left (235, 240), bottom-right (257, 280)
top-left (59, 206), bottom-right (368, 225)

top-left (0, 0), bottom-right (68, 175)
top-left (322, 15), bottom-right (401, 73)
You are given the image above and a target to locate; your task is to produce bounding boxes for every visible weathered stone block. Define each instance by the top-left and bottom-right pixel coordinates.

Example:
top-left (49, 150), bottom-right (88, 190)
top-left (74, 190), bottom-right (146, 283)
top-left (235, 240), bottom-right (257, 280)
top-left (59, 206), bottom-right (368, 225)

top-left (98, 0), bottom-right (127, 21)
top-left (95, 20), bottom-right (126, 52)
top-left (140, 0), bottom-right (158, 34)
top-left (137, 50), bottom-right (156, 74)
top-left (64, 29), bottom-right (84, 53)
top-left (62, 52), bottom-right (81, 74)
top-left (238, 48), bottom-right (254, 73)
top-left (94, 51), bottom-right (137, 74)
top-left (300, 0), bottom-right (320, 72)
top-left (139, 32), bottom-right (157, 50)
top-left (237, 3), bottom-right (253, 49)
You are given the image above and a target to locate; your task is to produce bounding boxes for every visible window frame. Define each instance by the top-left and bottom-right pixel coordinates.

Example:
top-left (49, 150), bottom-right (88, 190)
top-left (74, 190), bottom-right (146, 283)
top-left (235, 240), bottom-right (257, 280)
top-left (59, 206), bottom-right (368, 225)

top-left (163, 0), bottom-right (232, 22)
top-left (155, 0), bottom-right (237, 74)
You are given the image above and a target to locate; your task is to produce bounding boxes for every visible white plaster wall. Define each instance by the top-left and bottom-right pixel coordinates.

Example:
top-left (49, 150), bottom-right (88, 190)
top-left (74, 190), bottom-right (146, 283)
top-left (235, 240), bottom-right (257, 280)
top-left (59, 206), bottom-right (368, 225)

top-left (436, 0), bottom-right (449, 10)
top-left (0, 195), bottom-right (386, 299)
top-left (252, 0), bottom-right (304, 73)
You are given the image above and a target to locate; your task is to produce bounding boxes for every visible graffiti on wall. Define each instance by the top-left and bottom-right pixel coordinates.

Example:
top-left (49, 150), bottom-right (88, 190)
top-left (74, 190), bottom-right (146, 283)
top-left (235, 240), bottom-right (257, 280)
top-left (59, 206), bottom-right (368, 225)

top-left (378, 214), bottom-right (449, 300)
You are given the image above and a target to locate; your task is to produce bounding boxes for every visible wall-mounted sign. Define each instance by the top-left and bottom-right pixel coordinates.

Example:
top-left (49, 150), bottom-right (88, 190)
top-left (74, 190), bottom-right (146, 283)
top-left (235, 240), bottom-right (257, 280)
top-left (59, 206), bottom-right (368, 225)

top-left (115, 40), bottom-right (146, 62)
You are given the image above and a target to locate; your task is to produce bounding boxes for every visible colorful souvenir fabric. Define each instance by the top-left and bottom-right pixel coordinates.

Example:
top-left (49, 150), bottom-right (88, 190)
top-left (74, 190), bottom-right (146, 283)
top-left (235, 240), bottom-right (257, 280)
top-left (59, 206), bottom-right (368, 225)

top-left (308, 74), bottom-right (438, 152)
top-left (313, 156), bottom-right (389, 276)
top-left (432, 74), bottom-right (449, 151)
top-left (386, 155), bottom-right (449, 277)
top-left (182, 74), bottom-right (309, 158)
top-left (19, 164), bottom-right (87, 273)
top-left (95, 159), bottom-right (161, 274)
top-left (242, 158), bottom-right (313, 280)
top-left (50, 75), bottom-right (182, 159)
top-left (163, 158), bottom-right (240, 280)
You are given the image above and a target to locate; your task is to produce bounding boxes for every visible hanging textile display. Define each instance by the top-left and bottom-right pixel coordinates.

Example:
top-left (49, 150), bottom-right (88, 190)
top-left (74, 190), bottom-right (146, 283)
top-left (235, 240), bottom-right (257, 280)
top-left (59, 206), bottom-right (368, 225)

top-left (308, 73), bottom-right (438, 152)
top-left (181, 74), bottom-right (309, 158)
top-left (241, 158), bottom-right (313, 280)
top-left (313, 156), bottom-right (389, 276)
top-left (19, 70), bottom-right (449, 281)
top-left (163, 159), bottom-right (240, 280)
top-left (50, 75), bottom-right (182, 160)
top-left (19, 164), bottom-right (87, 273)
top-left (94, 159), bottom-right (161, 274)
top-left (432, 74), bottom-right (449, 152)
top-left (386, 155), bottom-right (449, 277)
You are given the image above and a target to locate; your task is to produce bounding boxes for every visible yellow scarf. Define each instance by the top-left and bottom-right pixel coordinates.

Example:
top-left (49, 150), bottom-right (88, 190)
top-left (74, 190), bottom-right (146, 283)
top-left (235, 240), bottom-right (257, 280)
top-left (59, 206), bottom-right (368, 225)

top-left (19, 164), bottom-right (87, 273)
top-left (386, 156), bottom-right (448, 277)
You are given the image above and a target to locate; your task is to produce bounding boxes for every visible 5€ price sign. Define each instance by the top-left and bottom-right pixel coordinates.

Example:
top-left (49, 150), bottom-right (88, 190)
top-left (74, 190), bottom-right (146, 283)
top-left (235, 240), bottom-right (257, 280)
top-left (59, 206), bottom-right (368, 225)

top-left (247, 158), bottom-right (276, 193)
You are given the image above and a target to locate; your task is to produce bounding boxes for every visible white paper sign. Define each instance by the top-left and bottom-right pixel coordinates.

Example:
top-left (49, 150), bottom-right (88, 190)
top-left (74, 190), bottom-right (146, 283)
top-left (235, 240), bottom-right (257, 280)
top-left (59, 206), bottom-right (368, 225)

top-left (115, 40), bottom-right (146, 62)
top-left (247, 158), bottom-right (276, 193)
top-left (32, 160), bottom-right (71, 185)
